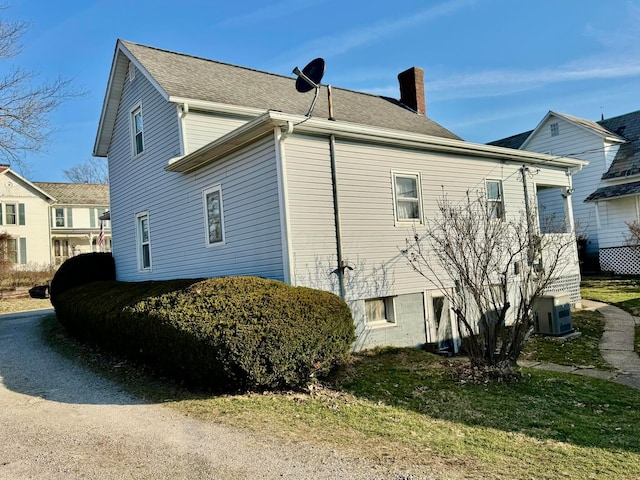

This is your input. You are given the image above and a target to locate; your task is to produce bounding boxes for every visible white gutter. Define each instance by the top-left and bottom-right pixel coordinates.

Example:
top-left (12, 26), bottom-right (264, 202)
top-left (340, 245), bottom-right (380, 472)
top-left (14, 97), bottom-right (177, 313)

top-left (168, 96), bottom-right (266, 117)
top-left (166, 111), bottom-right (588, 174)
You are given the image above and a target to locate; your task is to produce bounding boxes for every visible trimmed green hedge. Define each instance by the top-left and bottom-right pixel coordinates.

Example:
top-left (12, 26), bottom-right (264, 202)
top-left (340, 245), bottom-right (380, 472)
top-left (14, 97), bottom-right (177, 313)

top-left (54, 276), bottom-right (355, 390)
top-left (50, 253), bottom-right (116, 307)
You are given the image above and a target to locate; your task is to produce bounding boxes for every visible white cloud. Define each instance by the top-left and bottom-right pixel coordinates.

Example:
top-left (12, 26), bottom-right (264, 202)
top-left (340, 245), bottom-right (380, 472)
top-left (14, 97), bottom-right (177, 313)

top-left (217, 0), bottom-right (326, 28)
top-left (427, 1), bottom-right (640, 101)
top-left (276, 0), bottom-right (477, 64)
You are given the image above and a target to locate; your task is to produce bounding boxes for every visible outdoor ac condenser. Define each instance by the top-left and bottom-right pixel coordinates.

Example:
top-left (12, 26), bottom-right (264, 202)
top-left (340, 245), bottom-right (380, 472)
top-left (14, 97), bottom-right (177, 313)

top-left (534, 292), bottom-right (573, 336)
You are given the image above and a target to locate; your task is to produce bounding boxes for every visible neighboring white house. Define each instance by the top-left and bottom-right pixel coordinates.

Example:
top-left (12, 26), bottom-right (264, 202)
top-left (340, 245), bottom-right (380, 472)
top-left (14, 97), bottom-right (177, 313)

top-left (93, 40), bottom-right (585, 351)
top-left (32, 182), bottom-right (112, 265)
top-left (0, 166), bottom-right (111, 268)
top-left (490, 110), bottom-right (640, 274)
top-left (0, 166), bottom-right (55, 266)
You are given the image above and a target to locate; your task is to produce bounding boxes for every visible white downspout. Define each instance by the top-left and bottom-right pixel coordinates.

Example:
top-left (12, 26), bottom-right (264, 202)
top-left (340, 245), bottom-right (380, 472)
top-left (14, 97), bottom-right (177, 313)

top-left (275, 122), bottom-right (294, 285)
top-left (177, 103), bottom-right (189, 156)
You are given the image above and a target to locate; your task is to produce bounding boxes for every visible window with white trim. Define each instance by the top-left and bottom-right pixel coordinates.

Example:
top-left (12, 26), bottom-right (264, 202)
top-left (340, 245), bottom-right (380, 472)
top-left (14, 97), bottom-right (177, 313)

top-left (393, 172), bottom-right (422, 223)
top-left (365, 297), bottom-right (395, 326)
top-left (136, 212), bottom-right (151, 270)
top-left (550, 122), bottom-right (559, 137)
top-left (2, 237), bottom-right (26, 264)
top-left (5, 204), bottom-right (16, 225)
top-left (131, 104), bottom-right (144, 156)
top-left (486, 180), bottom-right (504, 220)
top-left (203, 185), bottom-right (225, 246)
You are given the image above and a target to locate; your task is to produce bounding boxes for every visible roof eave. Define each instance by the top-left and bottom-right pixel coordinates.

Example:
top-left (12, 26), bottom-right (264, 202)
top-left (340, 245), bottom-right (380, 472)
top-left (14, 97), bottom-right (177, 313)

top-left (93, 40), bottom-right (171, 157)
top-left (166, 111), bottom-right (587, 174)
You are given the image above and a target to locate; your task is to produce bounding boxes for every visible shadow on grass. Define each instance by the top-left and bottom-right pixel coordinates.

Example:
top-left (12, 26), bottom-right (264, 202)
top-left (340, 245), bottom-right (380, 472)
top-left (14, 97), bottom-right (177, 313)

top-left (43, 313), bottom-right (640, 454)
top-left (330, 347), bottom-right (640, 453)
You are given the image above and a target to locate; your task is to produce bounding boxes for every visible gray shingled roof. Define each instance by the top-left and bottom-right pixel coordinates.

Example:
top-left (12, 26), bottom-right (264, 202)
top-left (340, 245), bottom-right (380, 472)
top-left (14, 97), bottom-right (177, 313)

top-left (122, 40), bottom-right (460, 140)
top-left (584, 179), bottom-right (640, 202)
top-left (34, 182), bottom-right (109, 205)
top-left (490, 110), bottom-right (640, 181)
top-left (487, 130), bottom-right (532, 149)
top-left (599, 111), bottom-right (640, 179)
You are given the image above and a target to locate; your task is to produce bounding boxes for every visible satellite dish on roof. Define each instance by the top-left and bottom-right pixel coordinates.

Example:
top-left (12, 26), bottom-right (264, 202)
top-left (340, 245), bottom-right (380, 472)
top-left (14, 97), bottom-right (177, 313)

top-left (293, 57), bottom-right (325, 93)
top-left (292, 58), bottom-right (328, 118)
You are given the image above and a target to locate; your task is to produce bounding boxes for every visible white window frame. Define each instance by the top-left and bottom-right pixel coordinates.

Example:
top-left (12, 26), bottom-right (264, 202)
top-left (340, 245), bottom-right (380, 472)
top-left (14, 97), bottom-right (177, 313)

top-left (202, 184), bottom-right (226, 247)
top-left (486, 179), bottom-right (505, 220)
top-left (54, 207), bottom-right (65, 227)
top-left (550, 122), bottom-right (559, 137)
top-left (131, 102), bottom-right (145, 157)
top-left (136, 211), bottom-right (151, 271)
top-left (5, 203), bottom-right (16, 225)
top-left (365, 297), bottom-right (396, 328)
top-left (392, 171), bottom-right (423, 225)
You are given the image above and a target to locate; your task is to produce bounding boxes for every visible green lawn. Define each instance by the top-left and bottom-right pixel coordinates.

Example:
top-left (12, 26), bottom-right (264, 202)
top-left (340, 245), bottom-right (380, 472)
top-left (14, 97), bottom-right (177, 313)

top-left (42, 315), bottom-right (640, 480)
top-left (581, 276), bottom-right (640, 354)
top-left (521, 309), bottom-right (612, 369)
top-left (581, 276), bottom-right (640, 314)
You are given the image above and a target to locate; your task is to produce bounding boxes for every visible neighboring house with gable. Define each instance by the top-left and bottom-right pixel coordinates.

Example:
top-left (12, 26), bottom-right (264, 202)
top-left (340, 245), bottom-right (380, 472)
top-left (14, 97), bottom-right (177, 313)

top-left (32, 182), bottom-right (111, 265)
top-left (93, 40), bottom-right (585, 351)
top-left (0, 166), bottom-right (55, 266)
top-left (490, 110), bottom-right (640, 274)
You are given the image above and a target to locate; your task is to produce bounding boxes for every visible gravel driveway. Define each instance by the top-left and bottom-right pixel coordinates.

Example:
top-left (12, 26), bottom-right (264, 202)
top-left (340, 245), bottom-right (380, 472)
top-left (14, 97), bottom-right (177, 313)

top-left (0, 310), bottom-right (426, 480)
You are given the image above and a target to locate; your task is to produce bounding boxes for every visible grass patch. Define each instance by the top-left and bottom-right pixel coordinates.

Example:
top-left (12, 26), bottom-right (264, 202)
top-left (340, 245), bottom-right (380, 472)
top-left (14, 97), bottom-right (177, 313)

top-left (521, 309), bottom-right (611, 369)
top-left (0, 297), bottom-right (52, 314)
top-left (581, 276), bottom-right (640, 315)
top-left (41, 316), bottom-right (640, 480)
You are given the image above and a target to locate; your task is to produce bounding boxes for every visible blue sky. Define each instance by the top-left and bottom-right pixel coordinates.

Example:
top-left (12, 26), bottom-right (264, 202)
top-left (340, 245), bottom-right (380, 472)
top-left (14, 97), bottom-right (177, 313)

top-left (9, 0), bottom-right (640, 181)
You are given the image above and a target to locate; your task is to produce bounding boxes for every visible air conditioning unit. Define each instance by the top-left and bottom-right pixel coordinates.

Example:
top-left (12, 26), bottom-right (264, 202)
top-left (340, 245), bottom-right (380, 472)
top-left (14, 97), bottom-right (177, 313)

top-left (534, 292), bottom-right (573, 336)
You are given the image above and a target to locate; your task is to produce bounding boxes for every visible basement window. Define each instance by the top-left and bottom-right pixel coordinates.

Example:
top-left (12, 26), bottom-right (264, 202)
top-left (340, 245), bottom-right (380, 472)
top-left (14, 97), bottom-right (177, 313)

top-left (365, 297), bottom-right (395, 327)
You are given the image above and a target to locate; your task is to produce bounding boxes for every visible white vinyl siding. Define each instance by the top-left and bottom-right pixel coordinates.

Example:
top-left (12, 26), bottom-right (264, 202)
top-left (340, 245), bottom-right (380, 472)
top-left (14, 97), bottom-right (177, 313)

top-left (596, 196), bottom-right (637, 249)
top-left (285, 135), bottom-right (579, 301)
top-left (106, 65), bottom-right (283, 281)
top-left (183, 111), bottom-right (252, 153)
top-left (524, 115), bottom-right (609, 254)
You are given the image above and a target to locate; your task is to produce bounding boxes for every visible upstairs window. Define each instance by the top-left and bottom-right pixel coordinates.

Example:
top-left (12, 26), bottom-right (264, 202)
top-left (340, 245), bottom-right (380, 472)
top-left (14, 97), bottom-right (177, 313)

top-left (5, 204), bottom-right (16, 225)
top-left (54, 208), bottom-right (72, 227)
top-left (393, 172), bottom-right (422, 223)
top-left (131, 104), bottom-right (144, 156)
top-left (55, 208), bottom-right (65, 227)
top-left (486, 180), bottom-right (504, 220)
top-left (550, 122), bottom-right (559, 137)
top-left (203, 185), bottom-right (225, 246)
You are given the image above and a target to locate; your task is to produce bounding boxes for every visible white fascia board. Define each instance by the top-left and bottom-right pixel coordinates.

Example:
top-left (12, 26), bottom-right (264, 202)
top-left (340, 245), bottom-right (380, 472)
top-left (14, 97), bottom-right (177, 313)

top-left (119, 41), bottom-right (170, 101)
top-left (166, 111), bottom-right (587, 174)
top-left (93, 41), bottom-right (171, 157)
top-left (168, 96), bottom-right (266, 117)
top-left (5, 170), bottom-right (57, 202)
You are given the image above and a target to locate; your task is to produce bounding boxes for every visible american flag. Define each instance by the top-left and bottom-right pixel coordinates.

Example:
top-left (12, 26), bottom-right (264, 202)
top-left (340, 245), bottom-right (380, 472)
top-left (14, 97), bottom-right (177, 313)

top-left (98, 221), bottom-right (104, 251)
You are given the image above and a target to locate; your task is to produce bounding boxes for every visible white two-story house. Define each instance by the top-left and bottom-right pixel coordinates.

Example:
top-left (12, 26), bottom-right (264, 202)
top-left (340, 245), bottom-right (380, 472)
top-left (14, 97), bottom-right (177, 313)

top-left (93, 40), bottom-right (584, 350)
top-left (33, 182), bottom-right (111, 265)
top-left (491, 110), bottom-right (640, 274)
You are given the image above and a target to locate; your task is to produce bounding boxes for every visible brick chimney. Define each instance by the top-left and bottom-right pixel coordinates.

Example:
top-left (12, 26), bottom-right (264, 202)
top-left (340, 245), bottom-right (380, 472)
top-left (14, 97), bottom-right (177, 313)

top-left (397, 67), bottom-right (425, 115)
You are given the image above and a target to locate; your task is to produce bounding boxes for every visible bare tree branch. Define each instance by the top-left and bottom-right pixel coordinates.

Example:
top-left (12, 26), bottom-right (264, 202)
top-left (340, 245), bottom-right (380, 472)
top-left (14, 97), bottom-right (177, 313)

top-left (401, 189), bottom-right (577, 374)
top-left (0, 12), bottom-right (81, 169)
top-left (63, 157), bottom-right (108, 184)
